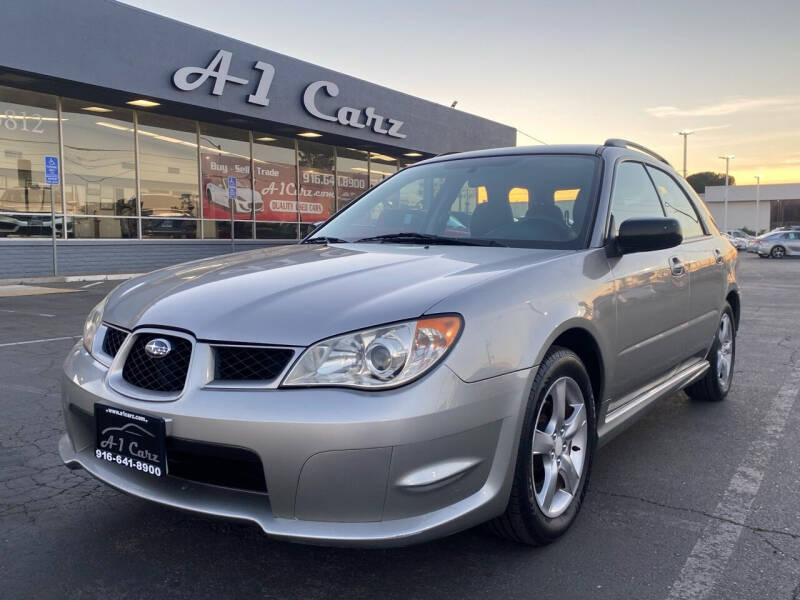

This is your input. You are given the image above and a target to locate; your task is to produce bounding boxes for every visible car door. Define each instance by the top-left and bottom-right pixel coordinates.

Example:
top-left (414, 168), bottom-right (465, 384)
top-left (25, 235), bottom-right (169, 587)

top-left (786, 232), bottom-right (800, 255)
top-left (646, 166), bottom-right (727, 362)
top-left (606, 161), bottom-right (691, 406)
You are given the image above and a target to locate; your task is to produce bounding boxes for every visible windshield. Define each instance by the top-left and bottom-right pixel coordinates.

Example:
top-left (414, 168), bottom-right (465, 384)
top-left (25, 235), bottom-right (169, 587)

top-left (310, 154), bottom-right (601, 249)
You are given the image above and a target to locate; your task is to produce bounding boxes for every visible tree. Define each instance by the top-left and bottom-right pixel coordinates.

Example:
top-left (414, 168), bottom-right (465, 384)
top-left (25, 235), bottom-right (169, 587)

top-left (686, 171), bottom-right (735, 194)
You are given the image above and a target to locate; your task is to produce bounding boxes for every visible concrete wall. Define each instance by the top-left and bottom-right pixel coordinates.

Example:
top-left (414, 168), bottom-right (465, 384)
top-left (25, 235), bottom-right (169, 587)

top-left (706, 201), bottom-right (771, 234)
top-left (704, 183), bottom-right (800, 203)
top-left (0, 240), bottom-right (285, 279)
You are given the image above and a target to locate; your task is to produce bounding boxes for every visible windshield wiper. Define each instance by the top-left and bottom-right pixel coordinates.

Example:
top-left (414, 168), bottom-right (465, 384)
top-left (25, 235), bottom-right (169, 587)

top-left (355, 232), bottom-right (507, 247)
top-left (302, 236), bottom-right (350, 244)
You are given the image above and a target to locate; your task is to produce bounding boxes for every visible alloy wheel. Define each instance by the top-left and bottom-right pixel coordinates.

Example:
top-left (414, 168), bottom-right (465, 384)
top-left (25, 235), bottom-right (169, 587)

top-left (772, 246), bottom-right (785, 258)
top-left (717, 313), bottom-right (734, 392)
top-left (531, 377), bottom-right (588, 518)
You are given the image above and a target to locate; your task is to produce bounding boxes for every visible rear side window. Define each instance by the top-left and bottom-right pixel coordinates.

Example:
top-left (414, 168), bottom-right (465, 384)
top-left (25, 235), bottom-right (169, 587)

top-left (609, 162), bottom-right (664, 234)
top-left (646, 167), bottom-right (705, 238)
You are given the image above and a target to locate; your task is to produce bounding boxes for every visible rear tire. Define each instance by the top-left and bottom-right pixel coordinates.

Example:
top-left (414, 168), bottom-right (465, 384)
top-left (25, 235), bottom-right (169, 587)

top-left (771, 245), bottom-right (786, 259)
top-left (487, 346), bottom-right (596, 545)
top-left (686, 302), bottom-right (736, 402)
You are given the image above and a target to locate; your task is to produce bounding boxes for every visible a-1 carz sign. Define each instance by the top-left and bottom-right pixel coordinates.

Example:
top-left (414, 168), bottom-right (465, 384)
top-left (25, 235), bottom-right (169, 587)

top-left (174, 50), bottom-right (407, 140)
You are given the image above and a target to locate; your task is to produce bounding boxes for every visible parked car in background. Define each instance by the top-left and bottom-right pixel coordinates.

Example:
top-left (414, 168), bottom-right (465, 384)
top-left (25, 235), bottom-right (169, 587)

top-left (756, 231), bottom-right (800, 258)
top-left (60, 140), bottom-right (739, 547)
top-left (724, 233), bottom-right (747, 250)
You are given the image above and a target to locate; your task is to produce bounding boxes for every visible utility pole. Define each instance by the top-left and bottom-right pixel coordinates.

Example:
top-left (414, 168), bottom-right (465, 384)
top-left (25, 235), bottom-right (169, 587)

top-left (718, 155), bottom-right (734, 232)
top-left (754, 174), bottom-right (762, 234)
top-left (677, 130), bottom-right (693, 178)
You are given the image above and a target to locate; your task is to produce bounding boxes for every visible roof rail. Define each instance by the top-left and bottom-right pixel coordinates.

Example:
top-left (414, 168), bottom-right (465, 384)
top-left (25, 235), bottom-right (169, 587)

top-left (604, 139), bottom-right (671, 167)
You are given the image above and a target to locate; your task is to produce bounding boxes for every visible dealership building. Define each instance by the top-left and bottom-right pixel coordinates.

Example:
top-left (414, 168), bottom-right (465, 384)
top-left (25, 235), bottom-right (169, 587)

top-left (0, 0), bottom-right (515, 279)
top-left (703, 183), bottom-right (800, 234)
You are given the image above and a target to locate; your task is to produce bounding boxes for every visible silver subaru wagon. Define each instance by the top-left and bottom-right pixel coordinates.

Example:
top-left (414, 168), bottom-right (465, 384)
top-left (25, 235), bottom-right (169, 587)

top-left (60, 140), bottom-right (739, 547)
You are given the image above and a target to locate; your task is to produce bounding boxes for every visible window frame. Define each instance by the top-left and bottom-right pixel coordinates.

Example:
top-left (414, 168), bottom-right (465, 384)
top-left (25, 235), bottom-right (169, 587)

top-left (605, 159), bottom-right (666, 241)
top-left (644, 164), bottom-right (709, 240)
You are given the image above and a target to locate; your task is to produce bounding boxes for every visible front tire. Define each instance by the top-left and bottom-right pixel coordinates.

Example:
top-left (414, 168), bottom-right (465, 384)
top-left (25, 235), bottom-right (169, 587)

top-left (487, 346), bottom-right (596, 545)
top-left (686, 303), bottom-right (736, 402)
top-left (771, 245), bottom-right (786, 258)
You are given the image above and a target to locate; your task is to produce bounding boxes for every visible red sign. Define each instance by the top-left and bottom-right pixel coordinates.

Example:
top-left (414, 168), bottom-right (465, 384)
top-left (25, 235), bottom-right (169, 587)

top-left (253, 160), bottom-right (298, 222)
top-left (200, 153), bottom-right (369, 222)
top-left (201, 152), bottom-right (251, 220)
top-left (298, 167), bottom-right (335, 222)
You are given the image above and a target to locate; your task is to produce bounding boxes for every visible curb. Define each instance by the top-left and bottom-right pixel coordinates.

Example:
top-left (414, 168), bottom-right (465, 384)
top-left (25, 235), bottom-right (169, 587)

top-left (0, 273), bottom-right (142, 286)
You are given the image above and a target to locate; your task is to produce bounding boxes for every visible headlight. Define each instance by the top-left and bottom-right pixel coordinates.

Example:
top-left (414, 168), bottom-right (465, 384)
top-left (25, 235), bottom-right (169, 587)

top-left (282, 315), bottom-right (462, 389)
top-left (82, 297), bottom-right (108, 353)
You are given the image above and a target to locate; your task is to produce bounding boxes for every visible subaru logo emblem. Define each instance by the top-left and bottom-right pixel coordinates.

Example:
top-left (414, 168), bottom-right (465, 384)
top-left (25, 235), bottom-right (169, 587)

top-left (144, 338), bottom-right (171, 358)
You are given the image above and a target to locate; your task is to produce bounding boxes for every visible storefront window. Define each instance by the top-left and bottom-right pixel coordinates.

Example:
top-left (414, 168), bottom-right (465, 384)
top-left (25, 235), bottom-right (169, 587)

top-left (336, 148), bottom-right (369, 211)
top-left (0, 84), bottom-right (426, 245)
top-left (298, 140), bottom-right (335, 223)
top-left (137, 113), bottom-right (199, 221)
top-left (61, 98), bottom-right (136, 216)
top-left (369, 153), bottom-right (398, 188)
top-left (0, 86), bottom-right (62, 238)
top-left (199, 124), bottom-right (251, 229)
top-left (68, 217), bottom-right (137, 239)
top-left (256, 222), bottom-right (299, 239)
top-left (202, 219), bottom-right (232, 239)
top-left (142, 217), bottom-right (199, 239)
top-left (253, 134), bottom-right (298, 239)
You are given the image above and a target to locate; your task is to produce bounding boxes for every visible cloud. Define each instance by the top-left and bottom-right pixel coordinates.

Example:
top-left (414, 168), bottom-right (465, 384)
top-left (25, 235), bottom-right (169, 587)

top-left (687, 124), bottom-right (732, 133)
top-left (646, 97), bottom-right (800, 118)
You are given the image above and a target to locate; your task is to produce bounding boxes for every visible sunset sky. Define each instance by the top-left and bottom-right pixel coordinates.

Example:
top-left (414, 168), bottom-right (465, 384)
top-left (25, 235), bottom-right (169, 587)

top-left (123, 0), bottom-right (800, 184)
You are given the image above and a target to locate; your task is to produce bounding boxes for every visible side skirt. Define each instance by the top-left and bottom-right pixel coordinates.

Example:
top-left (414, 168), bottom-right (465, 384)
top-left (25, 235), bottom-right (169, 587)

top-left (597, 360), bottom-right (710, 446)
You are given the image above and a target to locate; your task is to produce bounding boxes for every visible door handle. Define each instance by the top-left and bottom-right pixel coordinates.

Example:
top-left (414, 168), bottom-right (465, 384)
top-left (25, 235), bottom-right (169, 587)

top-left (714, 248), bottom-right (724, 264)
top-left (669, 256), bottom-right (686, 277)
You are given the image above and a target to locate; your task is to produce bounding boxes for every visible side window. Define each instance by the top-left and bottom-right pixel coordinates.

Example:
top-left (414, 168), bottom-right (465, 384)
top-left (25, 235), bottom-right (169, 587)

top-left (646, 167), bottom-right (705, 238)
top-left (610, 162), bottom-right (664, 235)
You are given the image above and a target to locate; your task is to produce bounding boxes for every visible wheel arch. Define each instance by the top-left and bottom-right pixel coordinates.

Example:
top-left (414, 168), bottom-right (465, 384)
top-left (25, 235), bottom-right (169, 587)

top-left (537, 322), bottom-right (606, 409)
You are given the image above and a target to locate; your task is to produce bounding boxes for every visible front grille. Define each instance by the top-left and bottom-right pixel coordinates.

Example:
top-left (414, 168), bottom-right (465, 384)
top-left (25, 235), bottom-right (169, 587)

top-left (213, 345), bottom-right (294, 381)
top-left (166, 437), bottom-right (267, 493)
top-left (101, 326), bottom-right (127, 358)
top-left (122, 333), bottom-right (192, 392)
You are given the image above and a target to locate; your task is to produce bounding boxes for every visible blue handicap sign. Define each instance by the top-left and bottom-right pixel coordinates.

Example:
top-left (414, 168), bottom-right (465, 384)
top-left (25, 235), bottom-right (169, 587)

top-left (227, 176), bottom-right (237, 200)
top-left (44, 156), bottom-right (59, 185)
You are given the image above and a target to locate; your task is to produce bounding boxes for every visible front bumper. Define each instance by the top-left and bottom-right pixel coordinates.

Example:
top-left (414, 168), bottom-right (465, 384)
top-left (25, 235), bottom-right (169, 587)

top-left (60, 342), bottom-right (532, 546)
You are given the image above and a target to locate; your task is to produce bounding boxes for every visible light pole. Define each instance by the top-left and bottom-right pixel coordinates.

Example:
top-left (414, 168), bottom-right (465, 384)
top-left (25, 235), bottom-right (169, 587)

top-left (754, 174), bottom-right (762, 234)
top-left (677, 129), bottom-right (693, 178)
top-left (719, 154), bottom-right (734, 232)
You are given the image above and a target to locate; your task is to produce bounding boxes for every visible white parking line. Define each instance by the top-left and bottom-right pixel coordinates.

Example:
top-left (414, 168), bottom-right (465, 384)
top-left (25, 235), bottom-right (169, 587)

top-left (0, 335), bottom-right (80, 348)
top-left (81, 281), bottom-right (103, 288)
top-left (667, 364), bottom-right (800, 600)
top-left (0, 309), bottom-right (56, 318)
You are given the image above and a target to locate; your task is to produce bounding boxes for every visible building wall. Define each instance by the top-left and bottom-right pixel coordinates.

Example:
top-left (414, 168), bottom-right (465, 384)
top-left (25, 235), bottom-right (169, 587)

top-left (706, 201), bottom-right (771, 233)
top-left (704, 183), bottom-right (800, 203)
top-left (704, 183), bottom-right (800, 232)
top-left (0, 240), bottom-right (283, 279)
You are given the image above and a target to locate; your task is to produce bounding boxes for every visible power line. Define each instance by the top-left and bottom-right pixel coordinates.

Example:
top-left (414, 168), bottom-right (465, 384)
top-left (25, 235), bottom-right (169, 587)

top-left (516, 129), bottom-right (547, 145)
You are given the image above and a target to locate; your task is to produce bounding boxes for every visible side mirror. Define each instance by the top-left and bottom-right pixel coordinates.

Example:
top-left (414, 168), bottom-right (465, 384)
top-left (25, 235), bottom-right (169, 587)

top-left (612, 217), bottom-right (682, 255)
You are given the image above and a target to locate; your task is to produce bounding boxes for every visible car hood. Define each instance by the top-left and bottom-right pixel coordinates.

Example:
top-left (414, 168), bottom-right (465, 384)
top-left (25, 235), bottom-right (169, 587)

top-left (103, 243), bottom-right (569, 346)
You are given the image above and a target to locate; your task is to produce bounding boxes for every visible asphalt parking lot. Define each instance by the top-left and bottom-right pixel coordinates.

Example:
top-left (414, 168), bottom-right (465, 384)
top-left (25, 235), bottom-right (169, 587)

top-left (1, 252), bottom-right (799, 600)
